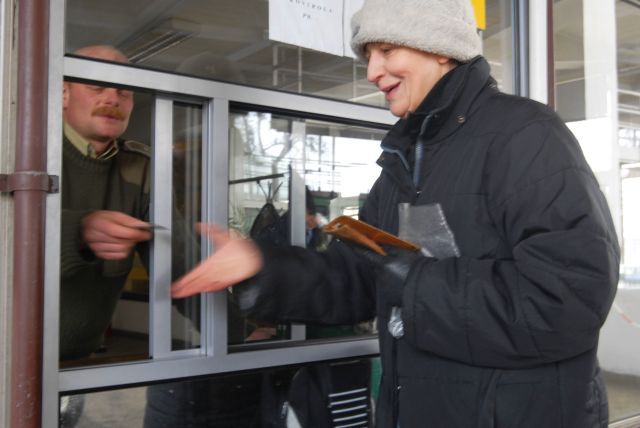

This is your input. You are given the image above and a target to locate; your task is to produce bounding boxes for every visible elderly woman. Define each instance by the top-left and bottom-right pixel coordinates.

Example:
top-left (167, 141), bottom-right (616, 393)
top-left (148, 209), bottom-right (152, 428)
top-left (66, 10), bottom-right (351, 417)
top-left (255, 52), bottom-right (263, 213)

top-left (172, 0), bottom-right (619, 426)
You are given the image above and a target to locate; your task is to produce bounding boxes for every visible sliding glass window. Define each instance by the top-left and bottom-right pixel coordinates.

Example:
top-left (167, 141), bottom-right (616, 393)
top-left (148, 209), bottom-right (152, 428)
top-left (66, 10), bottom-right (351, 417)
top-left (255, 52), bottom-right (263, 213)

top-left (58, 83), bottom-right (205, 369)
top-left (554, 0), bottom-right (640, 423)
top-left (227, 108), bottom-right (387, 347)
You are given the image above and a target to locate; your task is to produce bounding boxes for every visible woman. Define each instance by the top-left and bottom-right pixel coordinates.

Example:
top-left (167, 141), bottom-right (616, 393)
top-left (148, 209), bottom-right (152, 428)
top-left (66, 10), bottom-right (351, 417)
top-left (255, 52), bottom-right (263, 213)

top-left (173, 1), bottom-right (619, 426)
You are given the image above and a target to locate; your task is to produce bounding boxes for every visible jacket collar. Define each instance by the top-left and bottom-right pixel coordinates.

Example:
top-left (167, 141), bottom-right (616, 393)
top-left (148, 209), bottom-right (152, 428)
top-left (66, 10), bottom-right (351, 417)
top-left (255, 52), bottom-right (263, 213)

top-left (380, 55), bottom-right (493, 152)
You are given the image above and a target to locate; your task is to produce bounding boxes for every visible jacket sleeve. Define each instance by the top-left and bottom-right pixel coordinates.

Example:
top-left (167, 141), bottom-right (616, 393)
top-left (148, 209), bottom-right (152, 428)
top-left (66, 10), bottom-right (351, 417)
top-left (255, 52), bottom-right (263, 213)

top-left (234, 238), bottom-right (377, 326)
top-left (402, 118), bottom-right (620, 368)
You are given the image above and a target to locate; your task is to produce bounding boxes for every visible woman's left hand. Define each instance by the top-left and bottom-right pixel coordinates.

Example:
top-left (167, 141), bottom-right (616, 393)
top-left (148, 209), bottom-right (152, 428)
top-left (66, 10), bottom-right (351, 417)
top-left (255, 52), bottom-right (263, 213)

top-left (171, 223), bottom-right (263, 298)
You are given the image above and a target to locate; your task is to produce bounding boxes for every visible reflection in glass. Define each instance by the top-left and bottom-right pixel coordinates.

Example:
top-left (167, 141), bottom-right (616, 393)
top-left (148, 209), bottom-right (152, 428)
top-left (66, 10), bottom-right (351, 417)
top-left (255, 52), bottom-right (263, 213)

top-left (66, 0), bottom-right (517, 108)
top-left (60, 358), bottom-right (375, 427)
top-left (59, 91), bottom-right (204, 365)
top-left (65, 0), bottom-right (376, 106)
top-left (555, 0), bottom-right (640, 423)
top-left (228, 108), bottom-right (386, 346)
top-left (482, 0), bottom-right (514, 93)
top-left (554, 0), bottom-right (586, 122)
top-left (616, 1), bottom-right (640, 134)
top-left (171, 102), bottom-right (203, 351)
top-left (608, 166), bottom-right (640, 421)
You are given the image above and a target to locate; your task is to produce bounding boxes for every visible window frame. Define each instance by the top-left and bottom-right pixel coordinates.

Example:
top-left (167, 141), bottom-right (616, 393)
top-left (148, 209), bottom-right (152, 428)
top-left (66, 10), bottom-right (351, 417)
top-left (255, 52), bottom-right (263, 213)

top-left (43, 49), bottom-right (395, 428)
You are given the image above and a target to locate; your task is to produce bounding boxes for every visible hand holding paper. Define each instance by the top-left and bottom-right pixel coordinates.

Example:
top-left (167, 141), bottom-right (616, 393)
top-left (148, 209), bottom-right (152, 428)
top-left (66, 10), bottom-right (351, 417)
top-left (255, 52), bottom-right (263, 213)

top-left (323, 215), bottom-right (420, 255)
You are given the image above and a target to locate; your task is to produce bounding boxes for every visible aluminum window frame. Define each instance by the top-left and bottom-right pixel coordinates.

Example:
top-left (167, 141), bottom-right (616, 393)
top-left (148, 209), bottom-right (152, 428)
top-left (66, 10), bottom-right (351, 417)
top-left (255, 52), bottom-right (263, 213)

top-left (52, 55), bottom-right (393, 383)
top-left (43, 47), bottom-right (393, 428)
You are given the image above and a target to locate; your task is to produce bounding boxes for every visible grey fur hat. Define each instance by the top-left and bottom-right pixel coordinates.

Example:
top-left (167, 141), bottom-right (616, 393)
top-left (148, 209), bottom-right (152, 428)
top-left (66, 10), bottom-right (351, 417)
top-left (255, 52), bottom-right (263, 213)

top-left (350, 0), bottom-right (482, 63)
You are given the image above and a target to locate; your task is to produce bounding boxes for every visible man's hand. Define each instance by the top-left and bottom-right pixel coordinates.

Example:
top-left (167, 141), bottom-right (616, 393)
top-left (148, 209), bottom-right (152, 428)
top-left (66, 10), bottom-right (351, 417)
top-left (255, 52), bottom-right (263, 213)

top-left (171, 223), bottom-right (263, 298)
top-left (81, 210), bottom-right (152, 260)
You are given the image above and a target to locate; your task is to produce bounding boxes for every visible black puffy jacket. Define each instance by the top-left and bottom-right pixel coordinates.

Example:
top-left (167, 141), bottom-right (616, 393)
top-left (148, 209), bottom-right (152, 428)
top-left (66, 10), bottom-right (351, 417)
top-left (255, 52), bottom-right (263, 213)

top-left (240, 56), bottom-right (619, 427)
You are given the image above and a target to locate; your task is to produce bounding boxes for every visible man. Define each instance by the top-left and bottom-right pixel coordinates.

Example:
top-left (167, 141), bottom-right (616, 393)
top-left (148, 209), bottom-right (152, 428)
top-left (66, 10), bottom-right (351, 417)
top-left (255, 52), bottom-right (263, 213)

top-left (172, 1), bottom-right (620, 426)
top-left (60, 45), bottom-right (153, 361)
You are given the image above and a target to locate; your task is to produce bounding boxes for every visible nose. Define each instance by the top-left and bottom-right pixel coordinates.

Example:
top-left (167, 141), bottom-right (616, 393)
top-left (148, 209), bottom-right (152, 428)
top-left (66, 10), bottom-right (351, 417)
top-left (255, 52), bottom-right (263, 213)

top-left (101, 87), bottom-right (120, 106)
top-left (366, 51), bottom-right (384, 85)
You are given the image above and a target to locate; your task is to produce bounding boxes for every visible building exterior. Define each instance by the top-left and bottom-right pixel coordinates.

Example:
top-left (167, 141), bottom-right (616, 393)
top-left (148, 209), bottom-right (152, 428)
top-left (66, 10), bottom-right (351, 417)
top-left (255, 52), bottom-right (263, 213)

top-left (1, 0), bottom-right (639, 427)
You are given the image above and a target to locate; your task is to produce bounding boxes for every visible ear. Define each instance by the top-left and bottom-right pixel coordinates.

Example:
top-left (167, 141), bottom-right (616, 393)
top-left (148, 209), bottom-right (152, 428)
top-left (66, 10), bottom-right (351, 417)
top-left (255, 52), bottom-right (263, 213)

top-left (435, 55), bottom-right (452, 65)
top-left (62, 82), bottom-right (70, 110)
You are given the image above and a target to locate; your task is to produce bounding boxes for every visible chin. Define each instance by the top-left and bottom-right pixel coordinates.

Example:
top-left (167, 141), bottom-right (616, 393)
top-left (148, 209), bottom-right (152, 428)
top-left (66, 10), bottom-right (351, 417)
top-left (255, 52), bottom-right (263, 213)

top-left (389, 104), bottom-right (409, 118)
top-left (97, 129), bottom-right (124, 140)
top-left (93, 134), bottom-right (119, 143)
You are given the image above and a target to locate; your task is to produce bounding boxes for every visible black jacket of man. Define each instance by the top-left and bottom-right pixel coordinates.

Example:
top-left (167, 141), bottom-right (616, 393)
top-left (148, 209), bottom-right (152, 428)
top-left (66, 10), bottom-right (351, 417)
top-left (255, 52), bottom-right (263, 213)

top-left (238, 56), bottom-right (619, 428)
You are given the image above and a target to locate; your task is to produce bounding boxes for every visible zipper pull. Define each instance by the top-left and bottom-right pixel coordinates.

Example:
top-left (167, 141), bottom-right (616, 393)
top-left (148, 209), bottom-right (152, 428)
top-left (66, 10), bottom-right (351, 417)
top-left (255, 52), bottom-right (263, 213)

top-left (412, 140), bottom-right (424, 188)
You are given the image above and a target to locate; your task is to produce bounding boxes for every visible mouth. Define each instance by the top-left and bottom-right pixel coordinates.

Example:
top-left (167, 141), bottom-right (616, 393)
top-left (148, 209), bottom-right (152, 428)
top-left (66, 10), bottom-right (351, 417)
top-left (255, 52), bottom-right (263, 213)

top-left (380, 82), bottom-right (400, 101)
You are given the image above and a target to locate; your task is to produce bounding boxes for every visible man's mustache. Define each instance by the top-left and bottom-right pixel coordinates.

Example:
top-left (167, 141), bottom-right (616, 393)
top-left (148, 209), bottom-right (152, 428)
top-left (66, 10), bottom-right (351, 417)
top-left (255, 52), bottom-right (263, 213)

top-left (92, 106), bottom-right (126, 120)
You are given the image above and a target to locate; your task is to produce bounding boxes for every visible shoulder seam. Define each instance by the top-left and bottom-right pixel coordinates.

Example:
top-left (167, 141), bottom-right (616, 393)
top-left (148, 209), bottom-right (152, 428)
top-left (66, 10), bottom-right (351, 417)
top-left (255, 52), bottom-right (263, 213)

top-left (120, 140), bottom-right (150, 157)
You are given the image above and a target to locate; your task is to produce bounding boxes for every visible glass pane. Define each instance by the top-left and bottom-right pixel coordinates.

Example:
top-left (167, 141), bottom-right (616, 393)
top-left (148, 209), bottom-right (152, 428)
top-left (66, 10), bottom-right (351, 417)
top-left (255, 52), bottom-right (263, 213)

top-left (611, 167), bottom-right (640, 421)
top-left (555, 0), bottom-right (640, 423)
top-left (483, 0), bottom-right (514, 94)
top-left (228, 108), bottom-right (387, 346)
top-left (64, 0), bottom-right (376, 107)
top-left (64, 0), bottom-right (506, 106)
top-left (59, 82), bottom-right (153, 368)
top-left (60, 358), bottom-right (376, 427)
top-left (59, 84), bottom-right (204, 364)
top-left (554, 0), bottom-right (586, 122)
top-left (617, 0), bottom-right (640, 134)
top-left (609, 0), bottom-right (640, 422)
top-left (171, 102), bottom-right (203, 351)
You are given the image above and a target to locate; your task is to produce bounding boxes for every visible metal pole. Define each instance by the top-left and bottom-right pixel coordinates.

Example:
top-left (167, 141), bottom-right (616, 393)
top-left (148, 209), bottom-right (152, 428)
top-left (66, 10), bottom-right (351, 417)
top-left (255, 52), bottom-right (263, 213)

top-left (11, 0), bottom-right (50, 425)
top-left (547, 0), bottom-right (556, 109)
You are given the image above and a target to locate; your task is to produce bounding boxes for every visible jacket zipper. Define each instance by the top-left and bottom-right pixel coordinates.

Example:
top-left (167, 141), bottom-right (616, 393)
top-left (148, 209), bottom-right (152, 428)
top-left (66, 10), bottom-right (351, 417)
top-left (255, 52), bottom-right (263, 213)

top-left (413, 114), bottom-right (434, 196)
top-left (391, 338), bottom-right (400, 425)
top-left (379, 113), bottom-right (435, 426)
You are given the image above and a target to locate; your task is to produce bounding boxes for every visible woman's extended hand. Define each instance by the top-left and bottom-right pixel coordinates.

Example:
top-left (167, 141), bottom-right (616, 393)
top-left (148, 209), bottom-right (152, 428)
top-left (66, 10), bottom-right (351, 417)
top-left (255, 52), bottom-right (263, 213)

top-left (171, 223), bottom-right (263, 298)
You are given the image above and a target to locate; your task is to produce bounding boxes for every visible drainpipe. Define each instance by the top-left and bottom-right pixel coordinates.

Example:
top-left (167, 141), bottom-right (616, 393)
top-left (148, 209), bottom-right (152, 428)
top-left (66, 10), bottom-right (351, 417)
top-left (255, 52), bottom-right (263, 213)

top-left (546, 0), bottom-right (555, 109)
top-left (8, 0), bottom-right (50, 426)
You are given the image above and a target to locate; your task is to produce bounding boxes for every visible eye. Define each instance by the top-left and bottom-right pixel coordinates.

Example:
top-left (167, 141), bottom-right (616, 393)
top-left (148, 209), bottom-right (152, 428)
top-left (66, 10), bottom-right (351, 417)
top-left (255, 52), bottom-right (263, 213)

top-left (379, 44), bottom-right (395, 55)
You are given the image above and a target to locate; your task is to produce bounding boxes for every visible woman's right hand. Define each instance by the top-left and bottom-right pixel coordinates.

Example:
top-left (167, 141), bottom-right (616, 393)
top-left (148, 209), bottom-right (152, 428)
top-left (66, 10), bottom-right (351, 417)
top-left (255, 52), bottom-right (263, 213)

top-left (171, 223), bottom-right (263, 298)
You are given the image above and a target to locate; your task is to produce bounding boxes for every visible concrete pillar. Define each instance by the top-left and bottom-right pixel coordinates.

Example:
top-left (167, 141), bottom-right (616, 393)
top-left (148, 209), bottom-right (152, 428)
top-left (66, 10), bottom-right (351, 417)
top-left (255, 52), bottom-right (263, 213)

top-left (528, 0), bottom-right (548, 105)
top-left (583, 0), bottom-right (620, 237)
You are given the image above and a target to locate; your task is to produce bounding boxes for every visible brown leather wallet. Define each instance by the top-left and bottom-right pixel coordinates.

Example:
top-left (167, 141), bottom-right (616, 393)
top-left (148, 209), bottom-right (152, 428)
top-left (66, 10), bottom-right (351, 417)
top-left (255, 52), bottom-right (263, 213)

top-left (323, 215), bottom-right (419, 256)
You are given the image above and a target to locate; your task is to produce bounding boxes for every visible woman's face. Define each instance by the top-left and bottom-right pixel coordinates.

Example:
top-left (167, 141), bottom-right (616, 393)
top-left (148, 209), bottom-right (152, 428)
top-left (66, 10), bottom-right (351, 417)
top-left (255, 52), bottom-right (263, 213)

top-left (366, 43), bottom-right (456, 118)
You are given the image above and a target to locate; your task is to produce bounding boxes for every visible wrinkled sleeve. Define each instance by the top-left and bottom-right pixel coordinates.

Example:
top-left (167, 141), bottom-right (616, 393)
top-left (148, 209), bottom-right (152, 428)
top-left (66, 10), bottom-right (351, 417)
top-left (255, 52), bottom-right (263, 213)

top-left (60, 208), bottom-right (99, 278)
top-left (402, 119), bottom-right (620, 368)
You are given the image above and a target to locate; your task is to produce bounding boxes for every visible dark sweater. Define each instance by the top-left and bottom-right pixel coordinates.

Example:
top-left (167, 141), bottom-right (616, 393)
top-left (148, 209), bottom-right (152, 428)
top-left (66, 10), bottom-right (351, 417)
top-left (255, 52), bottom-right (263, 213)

top-left (59, 136), bottom-right (151, 360)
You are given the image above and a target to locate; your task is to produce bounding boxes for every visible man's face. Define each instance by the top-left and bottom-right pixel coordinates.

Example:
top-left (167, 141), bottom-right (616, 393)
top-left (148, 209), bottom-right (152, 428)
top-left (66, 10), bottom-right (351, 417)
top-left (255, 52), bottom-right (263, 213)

top-left (305, 212), bottom-right (318, 230)
top-left (63, 82), bottom-right (133, 147)
top-left (366, 43), bottom-right (455, 118)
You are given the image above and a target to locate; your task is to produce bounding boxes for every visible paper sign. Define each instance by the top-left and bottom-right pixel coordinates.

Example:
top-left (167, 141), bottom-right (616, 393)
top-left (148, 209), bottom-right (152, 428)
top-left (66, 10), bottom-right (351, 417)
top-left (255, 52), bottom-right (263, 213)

top-left (343, 0), bottom-right (365, 58)
top-left (269, 0), bottom-right (344, 56)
